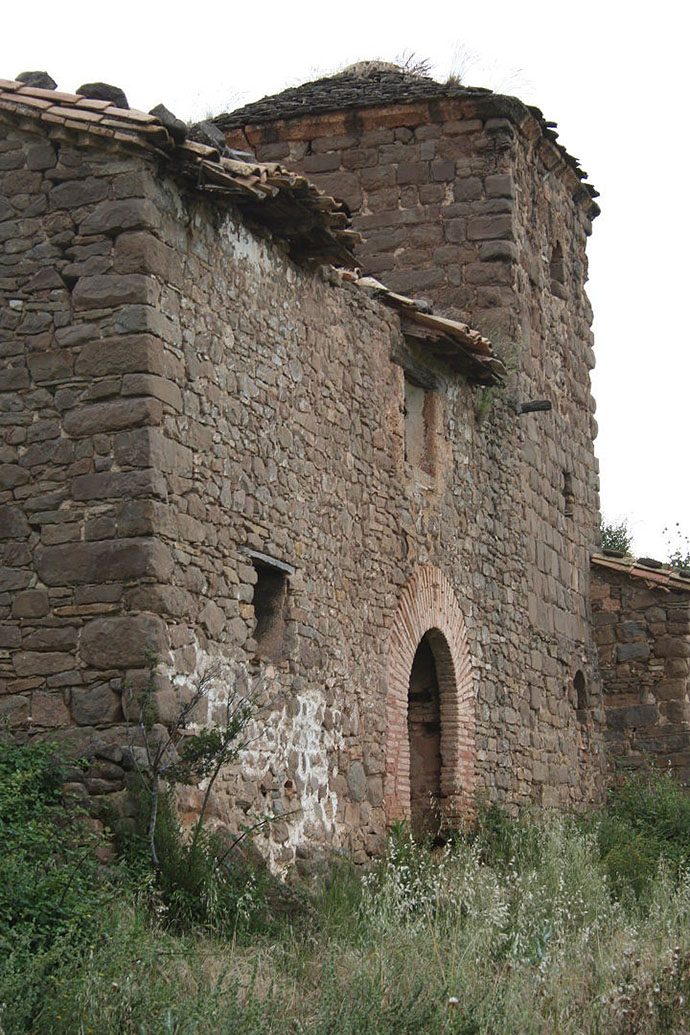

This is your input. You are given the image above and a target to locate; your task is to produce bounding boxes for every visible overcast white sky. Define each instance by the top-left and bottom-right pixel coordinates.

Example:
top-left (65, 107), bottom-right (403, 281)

top-left (3, 0), bottom-right (688, 559)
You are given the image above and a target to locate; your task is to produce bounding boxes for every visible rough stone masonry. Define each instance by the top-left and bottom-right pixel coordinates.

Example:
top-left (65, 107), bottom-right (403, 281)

top-left (1, 65), bottom-right (608, 869)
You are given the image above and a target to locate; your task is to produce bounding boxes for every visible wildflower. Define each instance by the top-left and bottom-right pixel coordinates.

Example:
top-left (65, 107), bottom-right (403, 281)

top-left (448, 997), bottom-right (459, 1009)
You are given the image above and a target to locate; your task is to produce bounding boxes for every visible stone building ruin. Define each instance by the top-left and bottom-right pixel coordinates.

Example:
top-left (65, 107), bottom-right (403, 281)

top-left (1, 64), bottom-right (688, 869)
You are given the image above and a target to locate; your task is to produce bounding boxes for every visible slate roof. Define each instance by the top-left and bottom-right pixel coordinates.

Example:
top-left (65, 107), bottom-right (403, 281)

top-left (592, 554), bottom-right (690, 593)
top-left (217, 67), bottom-right (599, 217)
top-left (0, 77), bottom-right (360, 266)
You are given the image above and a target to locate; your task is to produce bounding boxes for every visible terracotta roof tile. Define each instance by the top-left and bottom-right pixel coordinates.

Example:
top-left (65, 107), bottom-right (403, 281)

top-left (0, 77), bottom-right (360, 267)
top-left (592, 554), bottom-right (690, 593)
top-left (351, 274), bottom-right (504, 384)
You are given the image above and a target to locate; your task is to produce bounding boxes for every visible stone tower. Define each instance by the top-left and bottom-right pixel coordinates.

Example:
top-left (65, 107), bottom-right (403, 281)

top-left (220, 66), bottom-right (605, 808)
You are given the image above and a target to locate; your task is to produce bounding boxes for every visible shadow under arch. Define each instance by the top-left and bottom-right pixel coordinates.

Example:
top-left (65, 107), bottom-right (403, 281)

top-left (385, 565), bottom-right (475, 827)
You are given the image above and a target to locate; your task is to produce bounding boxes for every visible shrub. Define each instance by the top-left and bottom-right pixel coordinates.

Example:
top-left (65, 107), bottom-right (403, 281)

top-left (600, 517), bottom-right (633, 553)
top-left (599, 770), bottom-right (690, 894)
top-left (0, 738), bottom-right (106, 953)
top-left (0, 737), bottom-right (119, 1032)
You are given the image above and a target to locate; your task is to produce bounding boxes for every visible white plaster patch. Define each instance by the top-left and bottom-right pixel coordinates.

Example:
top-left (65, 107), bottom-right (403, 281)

top-left (221, 217), bottom-right (272, 272)
top-left (165, 640), bottom-right (343, 872)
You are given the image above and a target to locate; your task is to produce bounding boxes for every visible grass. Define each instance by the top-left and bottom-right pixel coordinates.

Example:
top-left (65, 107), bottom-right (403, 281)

top-left (2, 742), bottom-right (690, 1034)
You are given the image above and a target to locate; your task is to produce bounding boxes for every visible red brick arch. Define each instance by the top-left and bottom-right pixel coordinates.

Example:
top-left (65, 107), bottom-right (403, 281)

top-left (385, 565), bottom-right (475, 824)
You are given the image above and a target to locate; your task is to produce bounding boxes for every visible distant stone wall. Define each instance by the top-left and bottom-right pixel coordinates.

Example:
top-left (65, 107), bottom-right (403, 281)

top-left (592, 567), bottom-right (690, 781)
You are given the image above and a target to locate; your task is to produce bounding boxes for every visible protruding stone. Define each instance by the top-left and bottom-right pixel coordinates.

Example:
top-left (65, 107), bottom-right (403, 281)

top-left (188, 120), bottom-right (227, 152)
top-left (149, 104), bottom-right (187, 145)
top-left (16, 71), bottom-right (57, 90)
top-left (76, 82), bottom-right (129, 109)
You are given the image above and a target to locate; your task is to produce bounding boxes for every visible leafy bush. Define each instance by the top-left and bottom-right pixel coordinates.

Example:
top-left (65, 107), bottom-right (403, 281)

top-left (0, 737), bottom-right (119, 1032)
top-left (600, 517), bottom-right (633, 553)
top-left (598, 770), bottom-right (690, 894)
top-left (0, 738), bottom-right (107, 953)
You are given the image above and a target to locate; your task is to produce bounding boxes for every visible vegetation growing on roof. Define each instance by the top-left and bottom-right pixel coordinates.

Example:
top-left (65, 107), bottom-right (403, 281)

top-left (664, 523), bottom-right (690, 572)
top-left (600, 517), bottom-right (633, 554)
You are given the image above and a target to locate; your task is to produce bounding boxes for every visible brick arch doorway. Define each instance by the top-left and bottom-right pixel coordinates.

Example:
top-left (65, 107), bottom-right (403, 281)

top-left (385, 565), bottom-right (475, 830)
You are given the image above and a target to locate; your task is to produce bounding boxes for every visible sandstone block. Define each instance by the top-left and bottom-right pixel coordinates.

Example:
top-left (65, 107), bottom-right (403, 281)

top-left (0, 505), bottom-right (30, 539)
top-left (114, 428), bottom-right (193, 475)
top-left (27, 351), bottom-right (74, 382)
top-left (347, 760), bottom-right (367, 802)
top-left (36, 537), bottom-right (173, 586)
top-left (80, 613), bottom-right (168, 669)
top-left (396, 162), bottom-right (429, 185)
top-left (0, 464), bottom-right (29, 489)
top-left (309, 172), bottom-right (361, 211)
top-left (31, 691), bottom-right (70, 726)
top-left (478, 240), bottom-right (518, 262)
top-left (13, 651), bottom-right (73, 677)
top-left (655, 637), bottom-right (690, 658)
top-left (199, 600), bottom-right (225, 637)
top-left (63, 397), bottom-right (162, 437)
top-left (302, 152), bottom-right (341, 173)
top-left (467, 214), bottom-right (513, 240)
top-left (485, 173), bottom-right (515, 198)
top-left (72, 274), bottom-right (158, 310)
top-left (79, 198), bottom-right (160, 236)
top-left (22, 627), bottom-right (78, 651)
top-left (113, 231), bottom-right (183, 287)
top-left (49, 178), bottom-right (109, 210)
top-left (0, 695), bottom-right (29, 726)
top-left (70, 683), bottom-right (123, 725)
top-left (125, 584), bottom-right (195, 617)
top-left (72, 468), bottom-right (168, 502)
top-left (74, 334), bottom-right (165, 377)
top-left (0, 366), bottom-right (30, 391)
top-left (121, 374), bottom-right (183, 411)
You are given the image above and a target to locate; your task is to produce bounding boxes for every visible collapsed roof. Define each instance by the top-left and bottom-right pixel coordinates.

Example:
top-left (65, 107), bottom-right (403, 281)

top-left (0, 73), bottom-right (504, 384)
top-left (0, 77), bottom-right (360, 266)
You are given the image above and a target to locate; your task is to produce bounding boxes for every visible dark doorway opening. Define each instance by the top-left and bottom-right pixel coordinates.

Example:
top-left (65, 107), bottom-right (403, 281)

top-left (408, 632), bottom-right (442, 837)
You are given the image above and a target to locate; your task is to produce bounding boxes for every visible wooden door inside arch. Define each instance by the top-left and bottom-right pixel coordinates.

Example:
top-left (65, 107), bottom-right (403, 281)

top-left (385, 565), bottom-right (475, 828)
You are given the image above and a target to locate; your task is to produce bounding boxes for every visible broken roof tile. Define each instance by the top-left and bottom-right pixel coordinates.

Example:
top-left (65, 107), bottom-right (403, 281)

top-left (592, 554), bottom-right (690, 593)
top-left (0, 76), bottom-right (359, 268)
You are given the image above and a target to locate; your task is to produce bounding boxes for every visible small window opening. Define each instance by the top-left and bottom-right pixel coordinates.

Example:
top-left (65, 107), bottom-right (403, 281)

top-left (563, 470), bottom-right (574, 516)
top-left (574, 670), bottom-right (587, 715)
top-left (252, 561), bottom-right (288, 662)
top-left (404, 376), bottom-right (440, 477)
top-left (550, 241), bottom-right (565, 285)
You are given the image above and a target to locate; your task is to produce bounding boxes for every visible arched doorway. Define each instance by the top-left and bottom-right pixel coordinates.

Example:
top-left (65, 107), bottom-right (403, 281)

top-left (385, 566), bottom-right (475, 828)
top-left (408, 632), bottom-right (442, 836)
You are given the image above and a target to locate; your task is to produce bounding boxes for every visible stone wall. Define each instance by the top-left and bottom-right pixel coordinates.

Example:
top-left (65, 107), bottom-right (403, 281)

top-left (592, 565), bottom-right (690, 780)
top-left (2, 101), bottom-right (607, 871)
top-left (227, 89), bottom-right (606, 811)
top-left (0, 121), bottom-right (178, 809)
